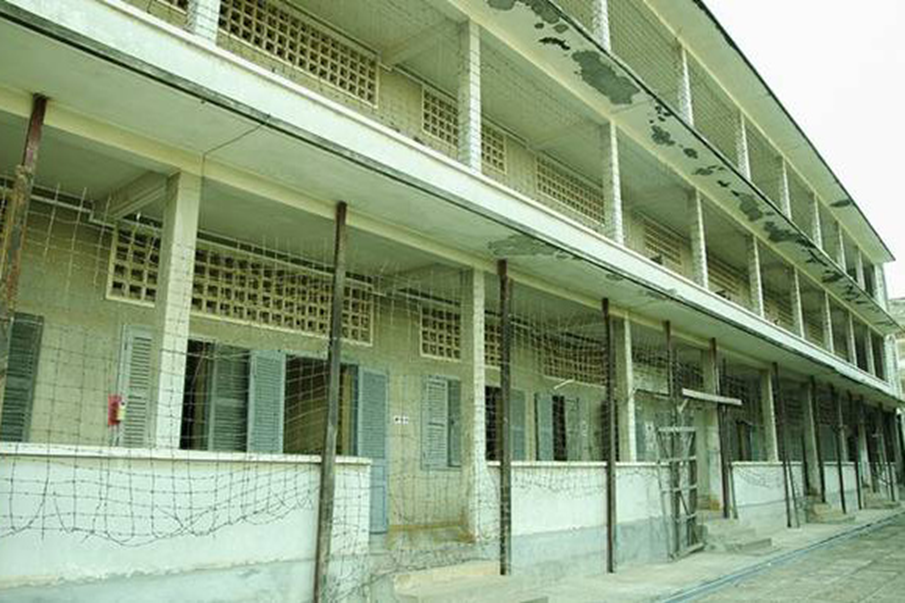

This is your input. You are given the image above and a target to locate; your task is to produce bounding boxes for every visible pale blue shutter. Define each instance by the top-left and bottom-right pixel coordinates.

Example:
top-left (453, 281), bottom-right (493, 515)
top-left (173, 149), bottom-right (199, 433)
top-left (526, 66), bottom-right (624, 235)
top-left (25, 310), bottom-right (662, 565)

top-left (566, 397), bottom-right (582, 461)
top-left (248, 350), bottom-right (286, 453)
top-left (0, 314), bottom-right (42, 442)
top-left (448, 379), bottom-right (462, 467)
top-left (208, 345), bottom-right (249, 452)
top-left (120, 325), bottom-right (153, 448)
top-left (511, 389), bottom-right (526, 461)
top-left (422, 376), bottom-right (449, 469)
top-left (535, 393), bottom-right (554, 461)
top-left (358, 368), bottom-right (389, 533)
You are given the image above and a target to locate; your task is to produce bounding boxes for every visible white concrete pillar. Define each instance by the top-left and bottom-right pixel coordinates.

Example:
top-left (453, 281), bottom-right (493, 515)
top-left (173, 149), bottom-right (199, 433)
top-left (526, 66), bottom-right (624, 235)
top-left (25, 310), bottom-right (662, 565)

top-left (808, 194), bottom-right (823, 249)
top-left (601, 122), bottom-right (624, 245)
top-left (846, 312), bottom-right (857, 365)
top-left (822, 292), bottom-right (835, 354)
top-left (866, 330), bottom-right (877, 377)
top-left (187, 0), bottom-right (221, 42)
top-left (761, 370), bottom-right (779, 462)
top-left (689, 190), bottom-right (708, 288)
top-left (833, 221), bottom-right (847, 272)
top-left (457, 20), bottom-right (482, 171)
top-left (461, 268), bottom-right (494, 540)
top-left (747, 236), bottom-right (764, 317)
top-left (885, 335), bottom-right (900, 394)
top-left (857, 404), bottom-right (871, 487)
top-left (802, 382), bottom-right (822, 497)
top-left (700, 345), bottom-right (723, 509)
top-left (874, 264), bottom-right (889, 310)
top-left (790, 268), bottom-right (804, 339)
top-left (854, 248), bottom-right (866, 289)
top-left (591, 0), bottom-right (611, 52)
top-left (735, 110), bottom-right (751, 180)
top-left (677, 45), bottom-right (694, 125)
top-left (614, 317), bottom-right (636, 462)
top-left (153, 172), bottom-right (201, 449)
top-left (778, 159), bottom-right (792, 218)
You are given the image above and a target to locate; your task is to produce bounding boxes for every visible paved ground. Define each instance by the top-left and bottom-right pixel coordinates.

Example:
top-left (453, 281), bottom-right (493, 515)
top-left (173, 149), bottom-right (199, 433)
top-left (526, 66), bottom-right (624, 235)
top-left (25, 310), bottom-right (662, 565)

top-left (526, 509), bottom-right (905, 602)
top-left (696, 514), bottom-right (905, 602)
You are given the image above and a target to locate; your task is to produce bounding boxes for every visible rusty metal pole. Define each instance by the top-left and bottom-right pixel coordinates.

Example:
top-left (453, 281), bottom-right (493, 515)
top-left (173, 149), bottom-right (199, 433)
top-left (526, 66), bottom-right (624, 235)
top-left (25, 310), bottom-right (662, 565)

top-left (811, 377), bottom-right (827, 504)
top-left (313, 201), bottom-right (348, 603)
top-left (773, 363), bottom-right (793, 528)
top-left (831, 386), bottom-right (847, 514)
top-left (0, 95), bottom-right (47, 418)
top-left (498, 260), bottom-right (512, 576)
top-left (603, 299), bottom-right (616, 573)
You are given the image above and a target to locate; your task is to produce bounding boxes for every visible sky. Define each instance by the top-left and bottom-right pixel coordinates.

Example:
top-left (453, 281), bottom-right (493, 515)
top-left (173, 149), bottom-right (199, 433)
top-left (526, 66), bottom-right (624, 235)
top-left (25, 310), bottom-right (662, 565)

top-left (704, 0), bottom-right (905, 298)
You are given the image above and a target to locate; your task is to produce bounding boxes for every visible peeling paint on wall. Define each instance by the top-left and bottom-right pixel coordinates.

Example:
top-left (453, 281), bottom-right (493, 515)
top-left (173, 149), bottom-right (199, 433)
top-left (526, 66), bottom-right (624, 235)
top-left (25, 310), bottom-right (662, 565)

top-left (487, 0), bottom-right (560, 25)
top-left (571, 51), bottom-right (640, 106)
top-left (488, 234), bottom-right (574, 259)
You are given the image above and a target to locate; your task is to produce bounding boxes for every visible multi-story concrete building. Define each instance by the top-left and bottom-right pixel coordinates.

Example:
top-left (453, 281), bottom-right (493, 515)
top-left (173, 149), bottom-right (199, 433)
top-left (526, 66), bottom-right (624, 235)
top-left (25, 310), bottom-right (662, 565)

top-left (0, 0), bottom-right (901, 600)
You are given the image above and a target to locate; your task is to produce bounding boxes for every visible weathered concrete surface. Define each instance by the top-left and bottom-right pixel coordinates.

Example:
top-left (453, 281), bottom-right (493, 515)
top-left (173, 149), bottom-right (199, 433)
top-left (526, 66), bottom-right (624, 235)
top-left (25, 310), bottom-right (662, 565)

top-left (697, 512), bottom-right (905, 602)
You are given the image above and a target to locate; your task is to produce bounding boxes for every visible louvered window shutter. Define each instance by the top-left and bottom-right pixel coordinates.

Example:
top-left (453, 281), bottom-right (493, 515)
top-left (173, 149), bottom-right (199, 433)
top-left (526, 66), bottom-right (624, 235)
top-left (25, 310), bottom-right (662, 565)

top-left (535, 393), bottom-right (554, 461)
top-left (447, 379), bottom-right (461, 467)
top-left (421, 376), bottom-right (449, 469)
top-left (207, 345), bottom-right (249, 452)
top-left (565, 397), bottom-right (582, 461)
top-left (0, 314), bottom-right (43, 442)
top-left (247, 350), bottom-right (286, 453)
top-left (511, 389), bottom-right (526, 461)
top-left (358, 369), bottom-right (389, 459)
top-left (120, 325), bottom-right (153, 448)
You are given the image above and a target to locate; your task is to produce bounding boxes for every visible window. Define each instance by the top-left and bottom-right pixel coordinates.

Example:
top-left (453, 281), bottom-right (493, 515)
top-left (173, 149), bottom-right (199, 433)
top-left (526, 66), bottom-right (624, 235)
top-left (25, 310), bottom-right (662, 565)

top-left (542, 333), bottom-right (605, 385)
top-left (283, 356), bottom-right (357, 455)
top-left (219, 0), bottom-right (378, 104)
top-left (178, 340), bottom-right (286, 453)
top-left (0, 313), bottom-right (43, 443)
top-left (116, 325), bottom-right (153, 448)
top-left (421, 375), bottom-right (461, 469)
top-left (484, 386), bottom-right (526, 461)
top-left (535, 393), bottom-right (583, 461)
top-left (109, 225), bottom-right (159, 305)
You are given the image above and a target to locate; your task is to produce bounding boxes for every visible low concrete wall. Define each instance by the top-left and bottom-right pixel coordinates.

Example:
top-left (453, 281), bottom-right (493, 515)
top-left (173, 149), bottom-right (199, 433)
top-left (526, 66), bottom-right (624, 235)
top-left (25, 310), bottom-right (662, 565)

top-left (822, 462), bottom-right (860, 511)
top-left (0, 444), bottom-right (371, 602)
top-left (490, 462), bottom-right (667, 580)
top-left (732, 461), bottom-right (805, 532)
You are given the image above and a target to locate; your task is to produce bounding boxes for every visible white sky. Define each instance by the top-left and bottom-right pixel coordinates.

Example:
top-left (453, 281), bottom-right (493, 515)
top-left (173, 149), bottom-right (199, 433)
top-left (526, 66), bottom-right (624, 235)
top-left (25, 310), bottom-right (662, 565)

top-left (704, 0), bottom-right (905, 298)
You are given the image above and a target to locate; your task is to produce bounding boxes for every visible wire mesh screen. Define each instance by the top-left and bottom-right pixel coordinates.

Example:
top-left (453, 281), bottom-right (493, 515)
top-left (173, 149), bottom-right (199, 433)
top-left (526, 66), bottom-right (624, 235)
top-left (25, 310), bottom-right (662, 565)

top-left (687, 54), bottom-right (738, 167)
top-left (745, 124), bottom-right (782, 206)
top-left (609, 0), bottom-right (680, 113)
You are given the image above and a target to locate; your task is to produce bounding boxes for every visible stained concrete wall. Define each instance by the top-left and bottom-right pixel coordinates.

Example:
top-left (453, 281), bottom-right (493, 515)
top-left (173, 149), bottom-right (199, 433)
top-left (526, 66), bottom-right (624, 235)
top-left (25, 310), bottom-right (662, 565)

top-left (0, 446), bottom-right (370, 601)
top-left (733, 461), bottom-right (805, 532)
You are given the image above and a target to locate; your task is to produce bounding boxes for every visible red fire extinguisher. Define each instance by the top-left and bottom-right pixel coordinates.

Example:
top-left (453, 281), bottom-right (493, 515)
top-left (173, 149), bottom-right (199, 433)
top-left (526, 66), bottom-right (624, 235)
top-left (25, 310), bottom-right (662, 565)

top-left (108, 394), bottom-right (125, 427)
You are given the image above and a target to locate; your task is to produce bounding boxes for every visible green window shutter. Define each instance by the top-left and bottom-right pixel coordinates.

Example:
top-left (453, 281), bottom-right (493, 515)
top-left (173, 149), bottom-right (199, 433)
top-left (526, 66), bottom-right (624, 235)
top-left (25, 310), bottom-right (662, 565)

top-left (0, 314), bottom-right (43, 442)
top-left (358, 368), bottom-right (389, 460)
top-left (207, 345), bottom-right (249, 452)
top-left (421, 376), bottom-right (449, 469)
top-left (247, 350), bottom-right (286, 453)
top-left (119, 325), bottom-right (153, 448)
top-left (511, 389), bottom-right (527, 461)
top-left (565, 397), bottom-right (582, 461)
top-left (448, 379), bottom-right (461, 467)
top-left (358, 368), bottom-right (389, 533)
top-left (535, 393), bottom-right (554, 461)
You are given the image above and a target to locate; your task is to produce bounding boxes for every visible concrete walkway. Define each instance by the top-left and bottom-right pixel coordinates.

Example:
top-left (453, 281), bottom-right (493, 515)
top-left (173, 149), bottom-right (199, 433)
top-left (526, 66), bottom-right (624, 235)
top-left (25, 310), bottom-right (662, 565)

top-left (527, 509), bottom-right (904, 602)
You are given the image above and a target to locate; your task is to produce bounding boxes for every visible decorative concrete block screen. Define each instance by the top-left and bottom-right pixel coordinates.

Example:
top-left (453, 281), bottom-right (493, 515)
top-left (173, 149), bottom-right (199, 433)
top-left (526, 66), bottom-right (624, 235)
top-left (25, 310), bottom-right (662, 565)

top-left (422, 88), bottom-right (507, 173)
top-left (420, 305), bottom-right (461, 360)
top-left (536, 156), bottom-right (606, 229)
top-left (641, 214), bottom-right (685, 275)
top-left (219, 0), bottom-right (379, 105)
top-left (109, 224), bottom-right (160, 304)
top-left (707, 253), bottom-right (744, 305)
top-left (108, 224), bottom-right (374, 344)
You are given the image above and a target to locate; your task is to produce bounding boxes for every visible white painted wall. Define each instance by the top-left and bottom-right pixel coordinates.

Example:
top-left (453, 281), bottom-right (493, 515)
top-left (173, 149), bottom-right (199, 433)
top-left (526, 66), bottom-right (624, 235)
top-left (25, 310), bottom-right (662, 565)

top-left (0, 444), bottom-right (370, 597)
